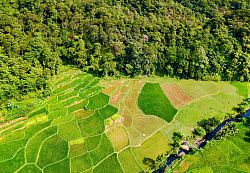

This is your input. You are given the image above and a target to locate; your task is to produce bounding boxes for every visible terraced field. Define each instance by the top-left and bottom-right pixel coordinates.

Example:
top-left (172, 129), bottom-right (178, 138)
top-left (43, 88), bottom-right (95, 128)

top-left (0, 69), bottom-right (248, 173)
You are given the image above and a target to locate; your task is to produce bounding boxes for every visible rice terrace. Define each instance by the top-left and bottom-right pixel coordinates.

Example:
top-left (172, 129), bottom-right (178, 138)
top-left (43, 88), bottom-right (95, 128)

top-left (0, 68), bottom-right (249, 173)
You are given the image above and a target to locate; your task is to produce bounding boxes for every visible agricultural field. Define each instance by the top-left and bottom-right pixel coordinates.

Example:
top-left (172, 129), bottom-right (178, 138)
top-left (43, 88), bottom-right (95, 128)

top-left (0, 69), bottom-right (248, 173)
top-left (173, 124), bottom-right (250, 172)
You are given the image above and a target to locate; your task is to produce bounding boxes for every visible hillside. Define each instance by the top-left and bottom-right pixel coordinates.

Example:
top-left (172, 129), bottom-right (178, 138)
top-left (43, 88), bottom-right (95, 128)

top-left (0, 69), bottom-right (248, 173)
top-left (0, 0), bottom-right (249, 107)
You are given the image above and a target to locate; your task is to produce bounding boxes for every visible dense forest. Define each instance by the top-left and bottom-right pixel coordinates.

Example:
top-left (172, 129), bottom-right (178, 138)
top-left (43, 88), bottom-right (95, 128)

top-left (0, 0), bottom-right (249, 106)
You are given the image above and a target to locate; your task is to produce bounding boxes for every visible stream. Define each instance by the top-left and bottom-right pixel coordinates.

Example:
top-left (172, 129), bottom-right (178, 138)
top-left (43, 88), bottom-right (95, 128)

top-left (157, 109), bottom-right (250, 173)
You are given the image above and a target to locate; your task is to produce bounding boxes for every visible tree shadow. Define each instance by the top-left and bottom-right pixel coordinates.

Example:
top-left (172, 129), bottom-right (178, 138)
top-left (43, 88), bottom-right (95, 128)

top-left (243, 131), bottom-right (250, 143)
top-left (143, 157), bottom-right (155, 168)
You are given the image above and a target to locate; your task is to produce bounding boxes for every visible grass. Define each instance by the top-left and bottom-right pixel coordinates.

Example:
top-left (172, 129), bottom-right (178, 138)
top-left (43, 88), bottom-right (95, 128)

top-left (37, 135), bottom-right (68, 168)
top-left (68, 100), bottom-right (88, 113)
top-left (138, 83), bottom-right (177, 122)
top-left (230, 82), bottom-right (248, 98)
top-left (85, 135), bottom-right (102, 151)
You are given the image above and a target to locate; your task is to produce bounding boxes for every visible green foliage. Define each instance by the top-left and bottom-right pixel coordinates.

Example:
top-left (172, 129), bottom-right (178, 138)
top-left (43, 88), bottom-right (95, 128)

top-left (198, 117), bottom-right (221, 133)
top-left (138, 83), bottom-right (177, 122)
top-left (28, 107), bottom-right (48, 118)
top-left (1, 0), bottom-right (249, 107)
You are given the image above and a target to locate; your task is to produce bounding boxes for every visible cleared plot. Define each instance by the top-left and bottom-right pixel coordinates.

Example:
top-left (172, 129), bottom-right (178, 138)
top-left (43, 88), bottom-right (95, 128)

top-left (101, 80), bottom-right (126, 95)
top-left (85, 93), bottom-right (110, 110)
top-left (126, 126), bottom-right (145, 147)
top-left (133, 115), bottom-right (165, 137)
top-left (90, 134), bottom-right (114, 165)
top-left (93, 154), bottom-right (123, 173)
top-left (43, 158), bottom-right (70, 173)
top-left (230, 82), bottom-right (248, 98)
top-left (17, 164), bottom-right (41, 173)
top-left (124, 80), bottom-right (145, 115)
top-left (98, 105), bottom-right (118, 120)
top-left (0, 138), bottom-right (27, 161)
top-left (37, 135), bottom-right (68, 168)
top-left (71, 153), bottom-right (93, 173)
top-left (138, 83), bottom-right (177, 122)
top-left (78, 113), bottom-right (104, 137)
top-left (132, 131), bottom-right (170, 169)
top-left (118, 148), bottom-right (142, 173)
top-left (110, 83), bottom-right (130, 107)
top-left (0, 148), bottom-right (25, 173)
top-left (160, 83), bottom-right (193, 108)
top-left (176, 80), bottom-right (218, 99)
top-left (106, 126), bottom-right (129, 152)
top-left (26, 126), bottom-right (57, 163)
top-left (58, 120), bottom-right (82, 140)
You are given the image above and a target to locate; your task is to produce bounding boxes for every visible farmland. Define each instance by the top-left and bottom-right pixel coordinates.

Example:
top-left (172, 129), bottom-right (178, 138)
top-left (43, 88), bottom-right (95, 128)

top-left (0, 69), bottom-right (248, 172)
top-left (173, 124), bottom-right (250, 172)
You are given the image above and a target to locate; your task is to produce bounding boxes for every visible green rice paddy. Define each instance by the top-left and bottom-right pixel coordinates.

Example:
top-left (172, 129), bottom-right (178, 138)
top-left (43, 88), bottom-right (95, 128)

top-left (138, 83), bottom-right (177, 122)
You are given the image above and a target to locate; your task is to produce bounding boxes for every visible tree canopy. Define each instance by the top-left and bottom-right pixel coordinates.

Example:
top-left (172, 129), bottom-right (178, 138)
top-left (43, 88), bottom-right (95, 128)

top-left (0, 0), bottom-right (249, 106)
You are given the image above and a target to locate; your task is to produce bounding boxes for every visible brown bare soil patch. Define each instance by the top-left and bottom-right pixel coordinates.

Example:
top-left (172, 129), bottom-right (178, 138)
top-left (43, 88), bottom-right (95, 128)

top-left (160, 83), bottom-right (193, 109)
top-left (102, 80), bottom-right (126, 95)
top-left (110, 84), bottom-right (129, 107)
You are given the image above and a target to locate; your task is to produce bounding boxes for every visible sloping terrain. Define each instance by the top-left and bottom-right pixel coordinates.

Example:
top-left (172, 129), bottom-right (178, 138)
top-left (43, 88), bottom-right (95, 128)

top-left (0, 70), bottom-right (247, 172)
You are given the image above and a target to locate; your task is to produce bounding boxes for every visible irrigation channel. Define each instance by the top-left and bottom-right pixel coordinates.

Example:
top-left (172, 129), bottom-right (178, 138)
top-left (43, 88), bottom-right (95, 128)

top-left (157, 109), bottom-right (250, 173)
